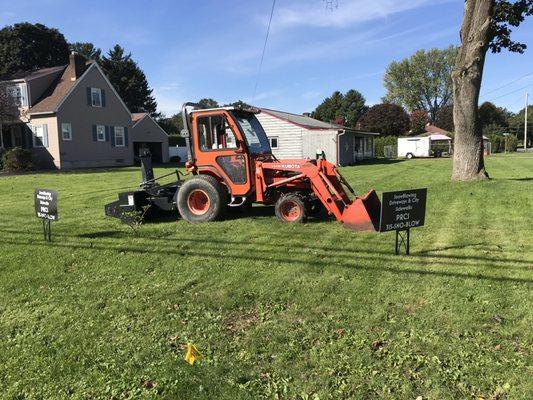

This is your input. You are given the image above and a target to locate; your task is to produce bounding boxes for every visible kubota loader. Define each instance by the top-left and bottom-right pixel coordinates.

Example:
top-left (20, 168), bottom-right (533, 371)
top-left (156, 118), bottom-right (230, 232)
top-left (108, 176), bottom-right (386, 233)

top-left (105, 103), bottom-right (381, 231)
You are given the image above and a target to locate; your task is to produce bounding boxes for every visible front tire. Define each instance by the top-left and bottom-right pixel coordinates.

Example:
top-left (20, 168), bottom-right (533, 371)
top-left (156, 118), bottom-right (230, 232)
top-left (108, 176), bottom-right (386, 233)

top-left (177, 175), bottom-right (226, 223)
top-left (275, 193), bottom-right (308, 223)
top-left (406, 153), bottom-right (414, 159)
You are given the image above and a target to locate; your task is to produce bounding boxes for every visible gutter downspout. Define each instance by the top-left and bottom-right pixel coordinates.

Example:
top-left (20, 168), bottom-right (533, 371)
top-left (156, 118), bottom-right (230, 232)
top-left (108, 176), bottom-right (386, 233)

top-left (336, 129), bottom-right (346, 166)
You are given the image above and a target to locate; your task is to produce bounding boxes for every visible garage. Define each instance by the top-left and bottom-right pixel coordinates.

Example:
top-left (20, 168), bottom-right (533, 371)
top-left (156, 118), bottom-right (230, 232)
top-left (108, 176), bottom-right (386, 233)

top-left (131, 113), bottom-right (170, 163)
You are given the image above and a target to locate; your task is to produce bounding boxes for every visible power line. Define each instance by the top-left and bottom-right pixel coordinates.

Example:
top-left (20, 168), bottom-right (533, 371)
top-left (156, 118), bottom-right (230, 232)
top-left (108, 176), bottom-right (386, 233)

top-left (252, 0), bottom-right (276, 103)
top-left (480, 72), bottom-right (533, 98)
top-left (486, 82), bottom-right (533, 102)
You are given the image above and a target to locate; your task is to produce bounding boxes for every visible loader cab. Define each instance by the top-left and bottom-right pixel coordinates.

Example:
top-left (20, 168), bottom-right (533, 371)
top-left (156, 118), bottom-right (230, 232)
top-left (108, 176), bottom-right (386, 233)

top-left (187, 107), bottom-right (271, 197)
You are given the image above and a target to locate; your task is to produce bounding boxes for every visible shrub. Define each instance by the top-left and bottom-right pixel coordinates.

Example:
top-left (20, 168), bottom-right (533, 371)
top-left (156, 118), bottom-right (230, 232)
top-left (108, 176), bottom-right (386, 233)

top-left (168, 135), bottom-right (186, 147)
top-left (487, 134), bottom-right (518, 153)
top-left (1, 147), bottom-right (34, 171)
top-left (358, 103), bottom-right (410, 136)
top-left (374, 136), bottom-right (398, 158)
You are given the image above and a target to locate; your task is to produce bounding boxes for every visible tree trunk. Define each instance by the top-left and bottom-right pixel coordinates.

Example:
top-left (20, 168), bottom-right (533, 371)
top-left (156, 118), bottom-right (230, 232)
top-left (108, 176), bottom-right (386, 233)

top-left (452, 0), bottom-right (494, 181)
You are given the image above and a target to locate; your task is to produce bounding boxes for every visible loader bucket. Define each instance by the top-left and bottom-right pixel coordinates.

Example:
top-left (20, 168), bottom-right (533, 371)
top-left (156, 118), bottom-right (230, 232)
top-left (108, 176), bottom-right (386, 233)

top-left (340, 189), bottom-right (381, 231)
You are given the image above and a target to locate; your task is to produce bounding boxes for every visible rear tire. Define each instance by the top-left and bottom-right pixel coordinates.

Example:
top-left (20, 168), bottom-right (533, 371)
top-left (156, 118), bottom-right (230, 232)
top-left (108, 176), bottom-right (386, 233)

top-left (406, 153), bottom-right (414, 159)
top-left (177, 175), bottom-right (226, 223)
top-left (275, 193), bottom-right (308, 223)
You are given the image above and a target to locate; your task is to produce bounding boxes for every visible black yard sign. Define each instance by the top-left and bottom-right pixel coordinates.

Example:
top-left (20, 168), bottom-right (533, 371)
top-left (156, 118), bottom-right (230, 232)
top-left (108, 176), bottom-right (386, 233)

top-left (379, 188), bottom-right (427, 255)
top-left (35, 189), bottom-right (58, 220)
top-left (35, 188), bottom-right (58, 242)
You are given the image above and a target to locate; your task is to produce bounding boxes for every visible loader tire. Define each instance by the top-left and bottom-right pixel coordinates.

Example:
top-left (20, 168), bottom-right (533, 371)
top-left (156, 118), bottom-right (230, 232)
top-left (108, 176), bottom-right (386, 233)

top-left (177, 175), bottom-right (226, 223)
top-left (275, 193), bottom-right (308, 223)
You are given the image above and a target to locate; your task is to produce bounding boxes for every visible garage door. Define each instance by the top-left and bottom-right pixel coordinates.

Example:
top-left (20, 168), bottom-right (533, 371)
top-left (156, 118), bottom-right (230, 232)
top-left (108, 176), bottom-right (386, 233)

top-left (133, 142), bottom-right (163, 163)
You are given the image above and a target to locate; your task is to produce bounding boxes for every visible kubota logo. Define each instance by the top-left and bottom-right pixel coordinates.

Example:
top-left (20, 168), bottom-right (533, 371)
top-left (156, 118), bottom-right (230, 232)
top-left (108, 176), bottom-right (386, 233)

top-left (280, 164), bottom-right (301, 169)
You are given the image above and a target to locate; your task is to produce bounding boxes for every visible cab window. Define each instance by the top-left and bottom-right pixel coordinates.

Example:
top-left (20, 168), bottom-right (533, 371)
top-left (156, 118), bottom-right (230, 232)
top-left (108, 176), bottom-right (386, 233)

top-left (197, 115), bottom-right (238, 151)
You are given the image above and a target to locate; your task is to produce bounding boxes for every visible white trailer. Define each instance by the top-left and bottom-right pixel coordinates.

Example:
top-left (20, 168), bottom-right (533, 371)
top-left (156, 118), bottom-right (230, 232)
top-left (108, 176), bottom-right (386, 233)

top-left (398, 134), bottom-right (451, 159)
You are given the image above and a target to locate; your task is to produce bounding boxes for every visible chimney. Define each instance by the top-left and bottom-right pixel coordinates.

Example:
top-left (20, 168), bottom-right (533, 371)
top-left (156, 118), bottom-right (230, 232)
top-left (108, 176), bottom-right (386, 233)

top-left (69, 51), bottom-right (86, 81)
top-left (302, 112), bottom-right (311, 117)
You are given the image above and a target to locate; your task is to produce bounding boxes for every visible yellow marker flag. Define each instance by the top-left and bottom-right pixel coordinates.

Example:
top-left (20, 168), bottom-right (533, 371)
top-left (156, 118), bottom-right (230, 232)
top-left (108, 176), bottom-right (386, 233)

top-left (184, 343), bottom-right (202, 365)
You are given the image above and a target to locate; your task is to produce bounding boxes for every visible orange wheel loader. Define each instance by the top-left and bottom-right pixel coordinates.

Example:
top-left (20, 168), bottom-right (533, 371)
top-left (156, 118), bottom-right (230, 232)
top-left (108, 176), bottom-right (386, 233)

top-left (105, 103), bottom-right (381, 231)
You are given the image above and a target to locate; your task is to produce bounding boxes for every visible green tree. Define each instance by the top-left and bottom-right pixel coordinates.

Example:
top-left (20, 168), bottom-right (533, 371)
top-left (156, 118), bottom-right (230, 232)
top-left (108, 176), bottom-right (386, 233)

top-left (358, 103), bottom-right (410, 136)
top-left (0, 22), bottom-right (69, 75)
top-left (383, 46), bottom-right (457, 121)
top-left (69, 42), bottom-right (101, 61)
top-left (436, 104), bottom-right (454, 132)
top-left (198, 98), bottom-right (219, 109)
top-left (312, 90), bottom-right (367, 127)
top-left (507, 105), bottom-right (533, 144)
top-left (101, 45), bottom-right (157, 115)
top-left (478, 101), bottom-right (510, 129)
top-left (0, 83), bottom-right (18, 124)
top-left (452, 0), bottom-right (533, 181)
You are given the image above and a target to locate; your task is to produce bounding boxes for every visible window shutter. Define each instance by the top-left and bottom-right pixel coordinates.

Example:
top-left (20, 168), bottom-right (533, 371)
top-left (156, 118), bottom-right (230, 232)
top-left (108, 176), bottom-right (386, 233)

top-left (101, 89), bottom-right (106, 107)
top-left (92, 125), bottom-right (97, 141)
top-left (110, 126), bottom-right (115, 147)
top-left (105, 126), bottom-right (110, 142)
top-left (26, 125), bottom-right (33, 149)
top-left (124, 127), bottom-right (129, 147)
top-left (86, 87), bottom-right (92, 106)
top-left (42, 124), bottom-right (49, 148)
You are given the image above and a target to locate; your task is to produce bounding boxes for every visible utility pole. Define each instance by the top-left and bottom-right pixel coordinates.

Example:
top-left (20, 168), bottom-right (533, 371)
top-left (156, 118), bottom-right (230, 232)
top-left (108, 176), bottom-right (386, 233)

top-left (525, 92), bottom-right (528, 150)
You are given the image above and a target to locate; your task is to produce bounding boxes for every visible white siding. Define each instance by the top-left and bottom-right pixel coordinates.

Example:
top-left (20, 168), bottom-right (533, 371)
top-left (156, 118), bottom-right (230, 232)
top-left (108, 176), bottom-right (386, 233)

top-left (256, 112), bottom-right (303, 159)
top-left (301, 130), bottom-right (338, 164)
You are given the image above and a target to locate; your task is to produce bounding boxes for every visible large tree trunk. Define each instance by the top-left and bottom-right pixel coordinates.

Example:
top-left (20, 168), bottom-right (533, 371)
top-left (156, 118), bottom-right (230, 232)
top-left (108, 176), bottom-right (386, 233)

top-left (452, 0), bottom-right (494, 181)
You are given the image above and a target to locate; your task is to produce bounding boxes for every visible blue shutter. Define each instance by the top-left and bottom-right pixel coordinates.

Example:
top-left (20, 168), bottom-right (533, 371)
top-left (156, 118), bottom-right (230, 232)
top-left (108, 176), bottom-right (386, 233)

top-left (105, 126), bottom-right (110, 142)
top-left (26, 125), bottom-right (33, 149)
top-left (101, 89), bottom-right (106, 107)
top-left (86, 87), bottom-right (92, 106)
top-left (124, 127), bottom-right (129, 147)
top-left (42, 124), bottom-right (49, 148)
top-left (110, 126), bottom-right (115, 147)
top-left (92, 125), bottom-right (97, 141)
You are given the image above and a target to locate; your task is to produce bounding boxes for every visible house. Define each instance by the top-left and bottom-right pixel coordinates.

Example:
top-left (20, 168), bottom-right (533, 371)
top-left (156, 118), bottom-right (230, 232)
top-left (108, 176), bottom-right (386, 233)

top-left (0, 52), bottom-right (157, 169)
top-left (131, 113), bottom-right (169, 163)
top-left (255, 108), bottom-right (378, 165)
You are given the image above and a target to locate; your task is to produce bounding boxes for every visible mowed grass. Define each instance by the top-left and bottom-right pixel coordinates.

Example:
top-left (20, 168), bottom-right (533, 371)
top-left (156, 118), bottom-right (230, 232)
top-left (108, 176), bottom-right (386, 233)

top-left (0, 154), bottom-right (532, 400)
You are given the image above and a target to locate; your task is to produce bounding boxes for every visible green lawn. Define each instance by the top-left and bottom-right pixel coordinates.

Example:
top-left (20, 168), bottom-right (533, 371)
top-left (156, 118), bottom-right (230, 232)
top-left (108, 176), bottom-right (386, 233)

top-left (0, 154), bottom-right (532, 399)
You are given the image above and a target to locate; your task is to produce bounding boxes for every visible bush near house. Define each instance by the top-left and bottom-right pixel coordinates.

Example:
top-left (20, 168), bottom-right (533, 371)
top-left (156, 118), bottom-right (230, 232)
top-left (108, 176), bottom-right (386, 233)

top-left (1, 147), bottom-right (34, 171)
top-left (487, 134), bottom-right (518, 153)
top-left (374, 136), bottom-right (398, 157)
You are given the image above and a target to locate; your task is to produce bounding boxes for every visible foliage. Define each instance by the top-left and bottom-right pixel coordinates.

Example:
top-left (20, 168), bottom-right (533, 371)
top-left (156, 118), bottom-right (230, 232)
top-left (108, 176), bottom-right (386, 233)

top-left (358, 103), bottom-right (410, 136)
top-left (490, 0), bottom-right (533, 53)
top-left (482, 123), bottom-right (507, 137)
top-left (487, 133), bottom-right (518, 152)
top-left (101, 45), bottom-right (158, 116)
top-left (198, 98), bottom-right (219, 109)
top-left (507, 105), bottom-right (533, 140)
top-left (0, 82), bottom-right (18, 123)
top-left (0, 22), bottom-right (69, 75)
top-left (479, 102), bottom-right (510, 129)
top-left (435, 104), bottom-right (454, 132)
top-left (409, 110), bottom-right (429, 135)
top-left (383, 46), bottom-right (457, 121)
top-left (1, 147), bottom-right (34, 171)
top-left (69, 42), bottom-right (101, 61)
top-left (0, 156), bottom-right (531, 398)
top-left (157, 113), bottom-right (184, 136)
top-left (225, 100), bottom-right (252, 109)
top-left (168, 135), bottom-right (186, 147)
top-left (373, 135), bottom-right (398, 157)
top-left (312, 90), bottom-right (367, 127)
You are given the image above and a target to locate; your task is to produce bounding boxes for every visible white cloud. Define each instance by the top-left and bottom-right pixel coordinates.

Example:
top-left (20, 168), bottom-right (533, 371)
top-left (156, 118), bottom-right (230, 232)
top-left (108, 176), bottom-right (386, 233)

top-left (270, 0), bottom-right (446, 30)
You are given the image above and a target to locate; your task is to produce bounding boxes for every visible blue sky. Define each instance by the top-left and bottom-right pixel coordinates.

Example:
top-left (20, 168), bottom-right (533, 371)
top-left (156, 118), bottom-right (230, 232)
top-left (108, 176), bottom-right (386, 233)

top-left (1, 0), bottom-right (532, 116)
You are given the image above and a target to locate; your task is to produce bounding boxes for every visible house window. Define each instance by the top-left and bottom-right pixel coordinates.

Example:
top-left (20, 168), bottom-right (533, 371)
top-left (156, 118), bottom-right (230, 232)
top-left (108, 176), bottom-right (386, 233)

top-left (91, 88), bottom-right (102, 107)
top-left (6, 84), bottom-right (27, 107)
top-left (61, 123), bottom-right (72, 141)
top-left (269, 137), bottom-right (278, 149)
top-left (32, 124), bottom-right (48, 148)
top-left (114, 126), bottom-right (125, 147)
top-left (96, 125), bottom-right (105, 141)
